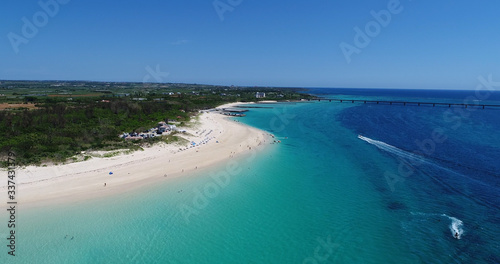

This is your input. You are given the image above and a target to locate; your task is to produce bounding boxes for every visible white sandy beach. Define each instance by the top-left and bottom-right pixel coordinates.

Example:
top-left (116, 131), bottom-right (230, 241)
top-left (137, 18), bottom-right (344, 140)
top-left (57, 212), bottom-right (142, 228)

top-left (2, 103), bottom-right (273, 207)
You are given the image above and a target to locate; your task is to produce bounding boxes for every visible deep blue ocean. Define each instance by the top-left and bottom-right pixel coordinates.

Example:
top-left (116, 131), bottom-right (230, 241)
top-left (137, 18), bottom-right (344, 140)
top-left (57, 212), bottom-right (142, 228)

top-left (303, 88), bottom-right (500, 263)
top-left (4, 88), bottom-right (499, 263)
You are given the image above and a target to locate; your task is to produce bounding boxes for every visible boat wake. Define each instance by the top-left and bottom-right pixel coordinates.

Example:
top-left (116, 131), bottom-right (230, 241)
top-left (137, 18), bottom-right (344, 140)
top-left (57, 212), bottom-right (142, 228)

top-left (357, 135), bottom-right (499, 205)
top-left (410, 212), bottom-right (464, 239)
top-left (446, 215), bottom-right (464, 239)
top-left (357, 135), bottom-right (429, 165)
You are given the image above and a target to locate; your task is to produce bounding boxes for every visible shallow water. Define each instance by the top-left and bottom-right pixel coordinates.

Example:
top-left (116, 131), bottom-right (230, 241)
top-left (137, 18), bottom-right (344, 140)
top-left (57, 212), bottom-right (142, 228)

top-left (3, 89), bottom-right (499, 263)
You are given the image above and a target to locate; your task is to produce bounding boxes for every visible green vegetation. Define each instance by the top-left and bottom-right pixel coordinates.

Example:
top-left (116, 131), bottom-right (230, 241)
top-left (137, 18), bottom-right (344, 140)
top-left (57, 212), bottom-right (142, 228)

top-left (0, 80), bottom-right (313, 166)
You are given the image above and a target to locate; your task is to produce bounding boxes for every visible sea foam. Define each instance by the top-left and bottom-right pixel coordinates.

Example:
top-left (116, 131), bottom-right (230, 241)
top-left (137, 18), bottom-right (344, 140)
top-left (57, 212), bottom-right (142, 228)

top-left (410, 212), bottom-right (464, 239)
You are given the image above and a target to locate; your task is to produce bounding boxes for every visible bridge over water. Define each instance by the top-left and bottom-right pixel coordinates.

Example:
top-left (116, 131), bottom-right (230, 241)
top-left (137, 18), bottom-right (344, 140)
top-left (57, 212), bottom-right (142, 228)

top-left (309, 98), bottom-right (500, 110)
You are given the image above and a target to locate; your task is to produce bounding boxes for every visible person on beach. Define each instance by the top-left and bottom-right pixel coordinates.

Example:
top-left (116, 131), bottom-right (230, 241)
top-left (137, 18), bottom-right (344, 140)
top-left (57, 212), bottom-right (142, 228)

top-left (104, 183), bottom-right (106, 187)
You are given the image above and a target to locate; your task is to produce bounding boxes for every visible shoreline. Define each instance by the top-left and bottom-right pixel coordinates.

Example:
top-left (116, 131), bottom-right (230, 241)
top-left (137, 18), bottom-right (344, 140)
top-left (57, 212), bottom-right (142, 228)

top-left (1, 102), bottom-right (274, 208)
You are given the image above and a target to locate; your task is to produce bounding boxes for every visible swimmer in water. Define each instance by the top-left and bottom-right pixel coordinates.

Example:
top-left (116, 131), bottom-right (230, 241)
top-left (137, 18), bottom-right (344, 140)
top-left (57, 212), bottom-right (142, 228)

top-left (455, 232), bottom-right (459, 239)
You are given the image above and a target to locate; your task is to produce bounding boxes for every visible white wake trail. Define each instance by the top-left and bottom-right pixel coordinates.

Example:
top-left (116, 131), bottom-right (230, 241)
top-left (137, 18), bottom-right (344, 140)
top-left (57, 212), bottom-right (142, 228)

top-left (410, 212), bottom-right (465, 239)
top-left (357, 135), bottom-right (429, 165)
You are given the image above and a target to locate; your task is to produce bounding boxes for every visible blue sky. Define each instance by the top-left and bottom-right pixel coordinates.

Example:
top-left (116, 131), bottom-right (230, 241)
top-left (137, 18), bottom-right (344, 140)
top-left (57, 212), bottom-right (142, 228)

top-left (1, 0), bottom-right (499, 89)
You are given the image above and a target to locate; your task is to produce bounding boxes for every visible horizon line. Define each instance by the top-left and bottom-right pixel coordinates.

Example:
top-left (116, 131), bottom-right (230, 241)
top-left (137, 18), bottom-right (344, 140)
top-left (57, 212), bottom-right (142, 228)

top-left (0, 79), bottom-right (487, 92)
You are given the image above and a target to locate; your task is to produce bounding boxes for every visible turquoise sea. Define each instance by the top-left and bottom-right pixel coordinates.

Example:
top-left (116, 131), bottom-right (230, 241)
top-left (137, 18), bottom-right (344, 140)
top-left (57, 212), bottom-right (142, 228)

top-left (3, 88), bottom-right (500, 263)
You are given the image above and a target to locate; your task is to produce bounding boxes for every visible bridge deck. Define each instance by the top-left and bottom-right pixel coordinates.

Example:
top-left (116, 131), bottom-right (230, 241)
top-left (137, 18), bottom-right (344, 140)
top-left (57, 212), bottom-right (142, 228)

top-left (310, 98), bottom-right (500, 109)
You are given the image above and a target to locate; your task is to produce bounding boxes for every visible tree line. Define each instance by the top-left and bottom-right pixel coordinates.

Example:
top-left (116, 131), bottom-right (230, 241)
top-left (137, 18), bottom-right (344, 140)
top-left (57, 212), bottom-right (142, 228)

top-left (0, 98), bottom-right (222, 166)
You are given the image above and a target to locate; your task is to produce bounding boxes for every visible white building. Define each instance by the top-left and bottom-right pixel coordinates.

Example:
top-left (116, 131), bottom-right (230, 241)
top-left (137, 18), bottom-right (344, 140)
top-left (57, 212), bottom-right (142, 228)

top-left (255, 92), bottom-right (266, 98)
